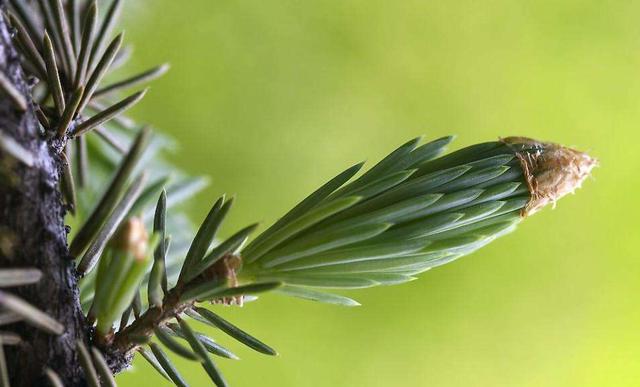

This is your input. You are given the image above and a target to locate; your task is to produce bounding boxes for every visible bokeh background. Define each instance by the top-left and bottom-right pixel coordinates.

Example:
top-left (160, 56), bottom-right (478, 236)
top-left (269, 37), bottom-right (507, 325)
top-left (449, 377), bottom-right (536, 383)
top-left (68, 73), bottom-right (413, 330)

top-left (116, 1), bottom-right (639, 386)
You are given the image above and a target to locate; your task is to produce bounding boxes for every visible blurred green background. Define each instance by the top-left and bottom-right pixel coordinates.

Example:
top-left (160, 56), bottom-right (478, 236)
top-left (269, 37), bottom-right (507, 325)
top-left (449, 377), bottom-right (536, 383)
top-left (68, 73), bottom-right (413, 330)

top-left (116, 1), bottom-right (639, 386)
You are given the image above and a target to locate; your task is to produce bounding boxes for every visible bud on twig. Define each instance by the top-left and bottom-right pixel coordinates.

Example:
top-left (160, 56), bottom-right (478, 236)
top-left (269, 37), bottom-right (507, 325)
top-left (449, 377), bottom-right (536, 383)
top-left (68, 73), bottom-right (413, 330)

top-left (502, 137), bottom-right (597, 216)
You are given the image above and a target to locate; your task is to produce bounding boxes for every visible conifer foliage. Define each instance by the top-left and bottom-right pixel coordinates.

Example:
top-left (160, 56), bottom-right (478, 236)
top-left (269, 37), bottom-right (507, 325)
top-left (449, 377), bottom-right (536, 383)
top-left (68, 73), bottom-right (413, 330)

top-left (0, 1), bottom-right (595, 386)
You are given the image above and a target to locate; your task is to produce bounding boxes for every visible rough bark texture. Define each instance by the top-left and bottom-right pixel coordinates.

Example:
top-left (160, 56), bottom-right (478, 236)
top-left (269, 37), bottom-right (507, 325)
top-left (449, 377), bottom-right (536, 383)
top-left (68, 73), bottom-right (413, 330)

top-left (0, 5), bottom-right (89, 386)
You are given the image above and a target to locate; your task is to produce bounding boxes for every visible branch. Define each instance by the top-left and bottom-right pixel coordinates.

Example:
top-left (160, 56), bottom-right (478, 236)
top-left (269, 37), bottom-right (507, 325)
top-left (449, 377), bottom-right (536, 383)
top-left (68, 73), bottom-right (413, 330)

top-left (0, 3), bottom-right (88, 385)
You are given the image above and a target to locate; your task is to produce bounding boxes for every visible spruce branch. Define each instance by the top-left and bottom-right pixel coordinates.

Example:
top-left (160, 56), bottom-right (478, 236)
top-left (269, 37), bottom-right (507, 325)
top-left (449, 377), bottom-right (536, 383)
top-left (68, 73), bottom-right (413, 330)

top-left (0, 0), bottom-right (597, 386)
top-left (240, 137), bottom-right (597, 300)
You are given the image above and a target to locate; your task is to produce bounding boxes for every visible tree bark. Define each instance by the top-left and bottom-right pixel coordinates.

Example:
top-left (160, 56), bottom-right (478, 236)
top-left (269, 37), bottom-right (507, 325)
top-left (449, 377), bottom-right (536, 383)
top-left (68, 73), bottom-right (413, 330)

top-left (0, 4), bottom-right (89, 386)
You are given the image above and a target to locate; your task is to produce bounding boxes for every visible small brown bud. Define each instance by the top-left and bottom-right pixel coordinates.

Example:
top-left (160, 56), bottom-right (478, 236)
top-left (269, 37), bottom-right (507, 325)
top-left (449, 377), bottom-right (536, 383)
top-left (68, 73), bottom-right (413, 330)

top-left (111, 217), bottom-right (149, 260)
top-left (502, 137), bottom-right (597, 217)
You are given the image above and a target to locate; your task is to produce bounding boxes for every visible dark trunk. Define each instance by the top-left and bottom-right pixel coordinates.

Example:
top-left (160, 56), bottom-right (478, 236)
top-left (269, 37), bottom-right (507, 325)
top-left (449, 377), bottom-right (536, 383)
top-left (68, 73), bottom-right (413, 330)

top-left (0, 5), bottom-right (88, 386)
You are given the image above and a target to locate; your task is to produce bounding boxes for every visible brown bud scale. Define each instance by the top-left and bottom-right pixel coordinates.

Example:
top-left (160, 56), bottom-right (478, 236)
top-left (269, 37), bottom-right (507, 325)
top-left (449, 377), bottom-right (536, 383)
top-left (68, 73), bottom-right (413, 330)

top-left (502, 137), bottom-right (597, 217)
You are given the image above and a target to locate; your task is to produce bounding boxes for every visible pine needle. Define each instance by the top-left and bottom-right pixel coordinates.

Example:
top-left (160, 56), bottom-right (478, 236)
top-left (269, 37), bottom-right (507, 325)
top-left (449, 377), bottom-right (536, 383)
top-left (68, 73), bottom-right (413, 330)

top-left (44, 368), bottom-right (64, 387)
top-left (94, 63), bottom-right (169, 97)
top-left (90, 347), bottom-right (117, 387)
top-left (0, 291), bottom-right (64, 335)
top-left (0, 72), bottom-right (26, 111)
top-left (148, 343), bottom-right (188, 387)
top-left (0, 336), bottom-right (8, 387)
top-left (70, 127), bottom-right (150, 258)
top-left (74, 89), bottom-right (147, 136)
top-left (42, 31), bottom-right (65, 116)
top-left (76, 340), bottom-right (100, 387)
top-left (194, 307), bottom-right (277, 356)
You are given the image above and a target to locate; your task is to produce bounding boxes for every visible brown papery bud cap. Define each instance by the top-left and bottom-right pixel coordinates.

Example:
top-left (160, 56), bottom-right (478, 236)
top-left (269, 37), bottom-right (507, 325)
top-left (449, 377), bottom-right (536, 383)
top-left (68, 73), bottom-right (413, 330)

top-left (111, 217), bottom-right (149, 260)
top-left (502, 137), bottom-right (597, 217)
